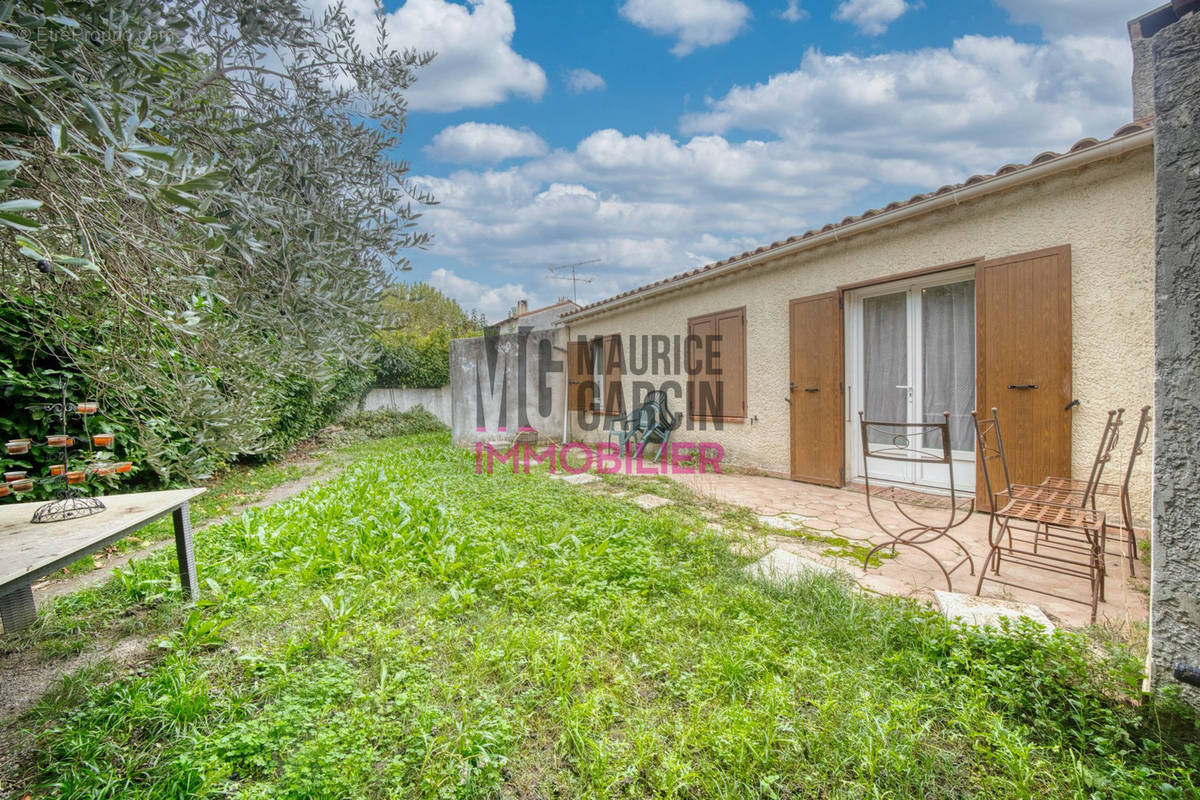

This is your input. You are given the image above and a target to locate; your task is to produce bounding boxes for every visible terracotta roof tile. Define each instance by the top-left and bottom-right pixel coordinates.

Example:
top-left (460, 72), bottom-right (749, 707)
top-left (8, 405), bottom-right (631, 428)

top-left (566, 120), bottom-right (1154, 317)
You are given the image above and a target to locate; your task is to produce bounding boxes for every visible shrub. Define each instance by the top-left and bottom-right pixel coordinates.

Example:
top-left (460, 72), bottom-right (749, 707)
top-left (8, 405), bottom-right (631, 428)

top-left (373, 334), bottom-right (452, 389)
top-left (338, 408), bottom-right (447, 440)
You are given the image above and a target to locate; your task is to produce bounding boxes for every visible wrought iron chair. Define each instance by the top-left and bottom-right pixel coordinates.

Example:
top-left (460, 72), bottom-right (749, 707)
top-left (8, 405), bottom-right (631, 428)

top-left (1035, 405), bottom-right (1150, 575)
top-left (992, 407), bottom-right (1140, 577)
top-left (859, 412), bottom-right (976, 590)
top-left (972, 409), bottom-right (1108, 622)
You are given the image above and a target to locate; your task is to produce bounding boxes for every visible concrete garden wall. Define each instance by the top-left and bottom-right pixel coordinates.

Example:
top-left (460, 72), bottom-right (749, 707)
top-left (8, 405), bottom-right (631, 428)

top-left (359, 387), bottom-right (452, 426)
top-left (449, 329), bottom-right (563, 446)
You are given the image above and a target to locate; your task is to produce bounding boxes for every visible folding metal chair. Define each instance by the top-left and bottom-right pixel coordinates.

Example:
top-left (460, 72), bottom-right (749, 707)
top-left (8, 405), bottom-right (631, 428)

top-left (1035, 405), bottom-right (1150, 575)
top-left (972, 409), bottom-right (1107, 622)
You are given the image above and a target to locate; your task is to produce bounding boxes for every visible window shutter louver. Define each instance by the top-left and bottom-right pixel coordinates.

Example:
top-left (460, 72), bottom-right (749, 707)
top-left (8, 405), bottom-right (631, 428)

top-left (602, 335), bottom-right (624, 415)
top-left (687, 308), bottom-right (746, 421)
top-left (567, 340), bottom-right (592, 412)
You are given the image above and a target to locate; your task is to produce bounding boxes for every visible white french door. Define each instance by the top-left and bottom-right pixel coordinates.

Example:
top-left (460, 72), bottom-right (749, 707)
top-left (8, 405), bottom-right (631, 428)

top-left (846, 268), bottom-right (976, 492)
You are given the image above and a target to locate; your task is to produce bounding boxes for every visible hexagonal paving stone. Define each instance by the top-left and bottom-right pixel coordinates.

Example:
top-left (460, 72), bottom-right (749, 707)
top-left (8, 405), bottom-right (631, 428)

top-left (756, 514), bottom-right (807, 531)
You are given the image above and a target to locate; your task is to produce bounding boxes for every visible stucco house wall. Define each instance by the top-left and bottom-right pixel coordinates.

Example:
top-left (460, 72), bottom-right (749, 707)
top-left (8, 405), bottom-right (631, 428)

top-left (564, 145), bottom-right (1156, 522)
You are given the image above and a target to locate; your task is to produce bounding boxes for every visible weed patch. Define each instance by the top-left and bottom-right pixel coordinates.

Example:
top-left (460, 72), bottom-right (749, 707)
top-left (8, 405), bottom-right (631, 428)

top-left (5, 434), bottom-right (1197, 798)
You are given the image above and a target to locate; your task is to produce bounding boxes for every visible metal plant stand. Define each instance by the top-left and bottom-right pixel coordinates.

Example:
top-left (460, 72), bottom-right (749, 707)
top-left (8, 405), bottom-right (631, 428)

top-left (859, 412), bottom-right (976, 590)
top-left (3, 379), bottom-right (133, 523)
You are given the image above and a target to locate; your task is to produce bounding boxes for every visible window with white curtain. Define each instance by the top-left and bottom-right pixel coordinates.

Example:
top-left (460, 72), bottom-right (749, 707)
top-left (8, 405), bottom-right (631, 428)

top-left (850, 269), bottom-right (977, 491)
top-left (921, 280), bottom-right (975, 451)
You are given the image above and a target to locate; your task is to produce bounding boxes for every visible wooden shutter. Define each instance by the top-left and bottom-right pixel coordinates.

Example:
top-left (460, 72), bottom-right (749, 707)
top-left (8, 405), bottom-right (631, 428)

top-left (687, 315), bottom-right (715, 419)
top-left (688, 308), bottom-right (746, 420)
top-left (976, 245), bottom-right (1072, 505)
top-left (567, 339), bottom-right (593, 412)
top-left (602, 335), bottom-right (624, 415)
top-left (714, 308), bottom-right (746, 419)
top-left (788, 293), bottom-right (844, 486)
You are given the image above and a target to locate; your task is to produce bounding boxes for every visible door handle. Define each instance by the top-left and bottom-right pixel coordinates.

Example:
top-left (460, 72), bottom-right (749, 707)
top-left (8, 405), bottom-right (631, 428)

top-left (804, 387), bottom-right (819, 393)
top-left (1007, 384), bottom-right (1039, 390)
top-left (789, 381), bottom-right (797, 393)
top-left (1065, 399), bottom-right (1080, 411)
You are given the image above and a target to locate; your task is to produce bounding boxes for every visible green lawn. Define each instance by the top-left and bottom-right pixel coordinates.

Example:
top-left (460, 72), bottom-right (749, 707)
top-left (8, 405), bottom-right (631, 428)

top-left (6, 433), bottom-right (1198, 798)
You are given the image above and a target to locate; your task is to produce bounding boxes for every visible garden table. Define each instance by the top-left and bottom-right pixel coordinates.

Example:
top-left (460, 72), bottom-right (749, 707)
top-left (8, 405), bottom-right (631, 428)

top-left (0, 488), bottom-right (204, 632)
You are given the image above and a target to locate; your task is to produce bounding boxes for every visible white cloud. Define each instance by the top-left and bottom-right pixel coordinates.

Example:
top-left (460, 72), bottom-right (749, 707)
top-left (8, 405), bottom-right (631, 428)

top-left (428, 268), bottom-right (536, 321)
top-left (410, 33), bottom-right (1133, 306)
top-left (426, 122), bottom-right (548, 163)
top-left (682, 34), bottom-right (1131, 162)
top-left (619, 0), bottom-right (753, 56)
top-left (565, 68), bottom-right (607, 93)
top-left (316, 0), bottom-right (546, 112)
top-left (781, 1), bottom-right (808, 23)
top-left (833, 0), bottom-right (912, 35)
top-left (994, 0), bottom-right (1143, 37)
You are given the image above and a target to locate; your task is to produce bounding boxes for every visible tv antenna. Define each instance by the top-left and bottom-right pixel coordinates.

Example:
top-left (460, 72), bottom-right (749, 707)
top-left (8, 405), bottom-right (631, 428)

top-left (547, 258), bottom-right (600, 301)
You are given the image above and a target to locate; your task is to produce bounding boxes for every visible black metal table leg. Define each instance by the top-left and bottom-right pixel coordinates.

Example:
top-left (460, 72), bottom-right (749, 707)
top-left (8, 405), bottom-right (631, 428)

top-left (0, 583), bottom-right (36, 632)
top-left (172, 504), bottom-right (198, 600)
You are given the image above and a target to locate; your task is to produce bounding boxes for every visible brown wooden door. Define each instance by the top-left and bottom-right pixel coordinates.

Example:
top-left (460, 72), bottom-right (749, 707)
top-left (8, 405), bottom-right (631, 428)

top-left (789, 293), bottom-right (844, 486)
top-left (976, 245), bottom-right (1071, 504)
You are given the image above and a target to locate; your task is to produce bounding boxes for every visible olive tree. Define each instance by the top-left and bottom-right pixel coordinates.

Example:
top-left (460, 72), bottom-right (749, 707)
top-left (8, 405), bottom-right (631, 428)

top-left (0, 0), bottom-right (434, 478)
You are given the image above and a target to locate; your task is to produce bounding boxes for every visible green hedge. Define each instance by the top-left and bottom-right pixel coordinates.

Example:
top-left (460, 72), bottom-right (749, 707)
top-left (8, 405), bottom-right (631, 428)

top-left (0, 299), bottom-right (375, 493)
top-left (373, 333), bottom-right (451, 389)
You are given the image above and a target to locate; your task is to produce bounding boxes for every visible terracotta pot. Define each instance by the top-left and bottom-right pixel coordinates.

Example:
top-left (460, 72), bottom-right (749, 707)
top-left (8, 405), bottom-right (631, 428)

top-left (76, 402), bottom-right (99, 414)
top-left (92, 465), bottom-right (116, 476)
top-left (11, 478), bottom-right (33, 492)
top-left (115, 462), bottom-right (133, 474)
top-left (4, 471), bottom-right (26, 482)
top-left (47, 435), bottom-right (74, 447)
top-left (0, 484), bottom-right (9, 497)
top-left (5, 439), bottom-right (31, 455)
top-left (66, 471), bottom-right (85, 485)
top-left (49, 465), bottom-right (65, 476)
top-left (92, 434), bottom-right (115, 447)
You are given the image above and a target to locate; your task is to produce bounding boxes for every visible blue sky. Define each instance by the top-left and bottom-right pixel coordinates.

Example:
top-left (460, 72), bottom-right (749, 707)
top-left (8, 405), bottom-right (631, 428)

top-left (328, 0), bottom-right (1145, 319)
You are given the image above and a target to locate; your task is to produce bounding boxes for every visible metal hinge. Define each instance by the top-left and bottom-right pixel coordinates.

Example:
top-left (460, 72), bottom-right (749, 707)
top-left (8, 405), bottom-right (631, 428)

top-left (839, 467), bottom-right (845, 484)
top-left (839, 381), bottom-right (844, 394)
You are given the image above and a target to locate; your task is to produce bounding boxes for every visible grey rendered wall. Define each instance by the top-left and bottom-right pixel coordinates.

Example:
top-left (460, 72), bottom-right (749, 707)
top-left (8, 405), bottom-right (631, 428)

top-left (359, 387), bottom-right (452, 426)
top-left (1150, 9), bottom-right (1200, 702)
top-left (450, 329), bottom-right (563, 445)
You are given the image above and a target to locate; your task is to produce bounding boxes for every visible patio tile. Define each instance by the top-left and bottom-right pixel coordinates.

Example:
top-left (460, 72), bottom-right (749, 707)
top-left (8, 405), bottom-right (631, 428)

top-left (829, 526), bottom-right (877, 542)
top-left (756, 514), bottom-right (808, 531)
top-left (670, 470), bottom-right (1150, 630)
